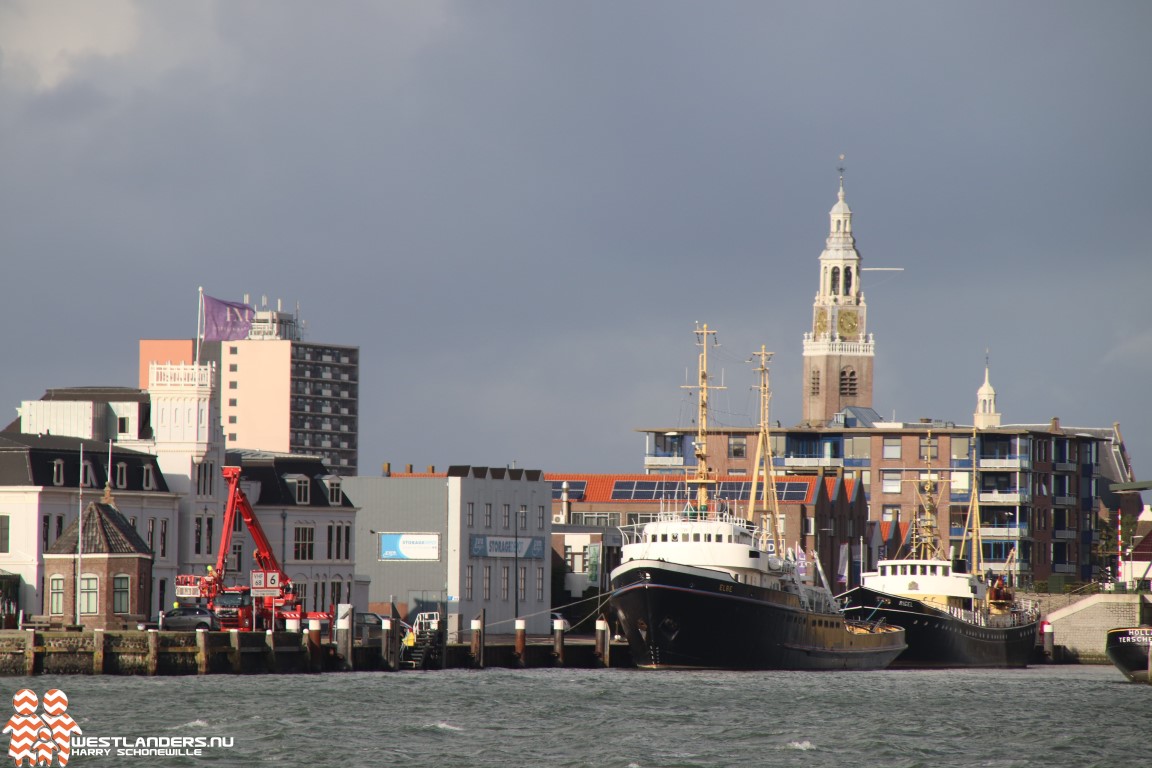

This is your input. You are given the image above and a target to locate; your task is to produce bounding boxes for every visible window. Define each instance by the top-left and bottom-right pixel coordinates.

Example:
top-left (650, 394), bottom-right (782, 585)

top-left (951, 436), bottom-right (971, 460)
top-left (467, 502), bottom-right (474, 527)
top-left (332, 581), bottom-right (343, 606)
top-left (147, 519), bottom-right (155, 552)
top-left (79, 576), bottom-right (98, 615)
top-left (484, 504), bottom-right (492, 528)
top-left (537, 505), bottom-right (545, 530)
top-left (117, 416), bottom-right (130, 434)
top-left (0, 515), bottom-right (8, 554)
top-left (229, 346), bottom-right (238, 354)
top-left (228, 381), bottom-right (238, 390)
top-left (502, 504), bottom-right (510, 529)
top-left (53, 460), bottom-right (65, 486)
top-left (729, 436), bottom-right (747, 459)
top-left (483, 565), bottom-right (491, 600)
top-left (518, 505), bottom-right (527, 530)
top-left (294, 526), bottom-right (315, 560)
top-left (206, 518), bottom-right (214, 555)
top-left (228, 398), bottom-right (237, 407)
top-left (536, 567), bottom-right (544, 600)
top-left (194, 517), bottom-right (203, 555)
top-left (81, 461), bottom-right (94, 487)
top-left (115, 462), bottom-right (127, 489)
top-left (160, 519), bottom-right (167, 557)
top-left (113, 575), bottom-right (130, 614)
top-left (42, 515), bottom-right (50, 548)
top-left (228, 415), bottom-right (237, 424)
top-left (228, 433), bottom-right (237, 442)
top-left (229, 363), bottom-right (238, 372)
top-left (882, 471), bottom-right (902, 493)
top-left (919, 437), bottom-right (938, 462)
top-left (328, 524), bottom-right (334, 559)
top-left (839, 369), bottom-right (858, 396)
top-left (296, 480), bottom-right (310, 505)
top-left (466, 566), bottom-right (474, 601)
top-left (883, 438), bottom-right (902, 460)
top-left (518, 566), bottom-right (526, 599)
top-left (49, 576), bottom-right (64, 615)
top-left (327, 479), bottom-right (341, 504)
top-left (143, 465), bottom-right (154, 490)
top-left (501, 566), bottom-right (509, 600)
top-left (344, 524), bottom-right (351, 559)
top-left (809, 370), bottom-right (820, 396)
top-left (231, 543), bottom-right (243, 572)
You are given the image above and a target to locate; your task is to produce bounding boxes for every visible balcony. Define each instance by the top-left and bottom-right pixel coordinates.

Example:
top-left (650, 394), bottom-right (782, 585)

top-left (1052, 495), bottom-right (1076, 507)
top-left (645, 455), bottom-right (685, 468)
top-left (782, 456), bottom-right (844, 468)
top-left (978, 455), bottom-right (1031, 470)
top-left (1054, 461), bottom-right (1075, 472)
top-left (1053, 529), bottom-right (1076, 540)
top-left (1052, 563), bottom-right (1076, 574)
top-left (979, 524), bottom-right (1029, 539)
top-left (979, 489), bottom-right (1031, 505)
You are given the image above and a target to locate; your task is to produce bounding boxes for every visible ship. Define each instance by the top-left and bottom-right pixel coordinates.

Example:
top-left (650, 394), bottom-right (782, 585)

top-left (1106, 626), bottom-right (1152, 682)
top-left (839, 445), bottom-right (1041, 668)
top-left (608, 327), bottom-right (906, 670)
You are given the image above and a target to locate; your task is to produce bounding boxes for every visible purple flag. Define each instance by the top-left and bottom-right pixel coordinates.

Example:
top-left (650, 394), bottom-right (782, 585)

top-left (203, 294), bottom-right (254, 341)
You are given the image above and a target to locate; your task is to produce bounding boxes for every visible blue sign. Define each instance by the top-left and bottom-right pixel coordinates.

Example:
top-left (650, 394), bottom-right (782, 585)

top-left (469, 535), bottom-right (546, 559)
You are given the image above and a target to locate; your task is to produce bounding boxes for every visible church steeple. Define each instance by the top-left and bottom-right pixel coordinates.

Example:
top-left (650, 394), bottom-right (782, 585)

top-left (802, 160), bottom-right (875, 425)
top-left (974, 356), bottom-right (1000, 429)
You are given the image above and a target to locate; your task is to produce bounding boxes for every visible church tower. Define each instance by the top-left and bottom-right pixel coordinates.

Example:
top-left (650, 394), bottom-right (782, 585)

top-left (801, 172), bottom-right (875, 424)
top-left (974, 361), bottom-right (1001, 429)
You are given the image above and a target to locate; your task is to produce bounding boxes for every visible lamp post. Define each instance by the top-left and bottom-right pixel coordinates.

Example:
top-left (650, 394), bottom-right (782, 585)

top-left (513, 499), bottom-right (520, 620)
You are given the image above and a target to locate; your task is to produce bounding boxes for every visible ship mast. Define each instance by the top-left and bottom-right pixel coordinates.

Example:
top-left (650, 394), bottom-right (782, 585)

top-left (684, 324), bottom-right (723, 516)
top-left (962, 428), bottom-right (985, 574)
top-left (908, 432), bottom-right (949, 561)
top-left (747, 346), bottom-right (783, 552)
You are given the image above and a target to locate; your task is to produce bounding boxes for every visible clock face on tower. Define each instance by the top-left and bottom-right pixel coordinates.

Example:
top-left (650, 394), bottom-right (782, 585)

top-left (814, 308), bottom-right (828, 335)
top-left (837, 310), bottom-right (859, 336)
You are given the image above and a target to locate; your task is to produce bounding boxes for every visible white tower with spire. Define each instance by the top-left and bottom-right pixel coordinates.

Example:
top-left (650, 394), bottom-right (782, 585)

top-left (974, 359), bottom-right (1001, 429)
top-left (802, 163), bottom-right (875, 424)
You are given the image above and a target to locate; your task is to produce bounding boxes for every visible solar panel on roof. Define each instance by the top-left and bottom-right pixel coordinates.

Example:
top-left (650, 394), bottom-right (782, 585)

top-left (550, 480), bottom-right (586, 500)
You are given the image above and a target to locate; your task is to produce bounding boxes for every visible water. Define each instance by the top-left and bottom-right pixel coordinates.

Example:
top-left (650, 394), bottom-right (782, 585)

top-left (3, 665), bottom-right (1142, 767)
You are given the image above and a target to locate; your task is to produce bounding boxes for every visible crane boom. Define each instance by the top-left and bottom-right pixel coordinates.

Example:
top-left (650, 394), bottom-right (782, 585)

top-left (216, 465), bottom-right (287, 583)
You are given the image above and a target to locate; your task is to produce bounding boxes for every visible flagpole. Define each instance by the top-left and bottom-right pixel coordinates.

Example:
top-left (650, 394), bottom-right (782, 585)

top-left (195, 286), bottom-right (204, 366)
top-left (76, 444), bottom-right (83, 626)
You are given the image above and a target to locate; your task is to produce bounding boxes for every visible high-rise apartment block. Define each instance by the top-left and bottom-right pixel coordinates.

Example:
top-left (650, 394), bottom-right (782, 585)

top-left (140, 299), bottom-right (360, 474)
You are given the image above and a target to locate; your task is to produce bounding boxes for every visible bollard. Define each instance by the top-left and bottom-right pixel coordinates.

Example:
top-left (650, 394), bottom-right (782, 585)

top-left (307, 618), bottom-right (322, 672)
top-left (470, 618), bottom-right (485, 669)
top-left (1041, 620), bottom-right (1054, 661)
top-left (381, 618), bottom-right (394, 671)
top-left (514, 619), bottom-right (527, 667)
top-left (595, 618), bottom-right (610, 667)
top-left (552, 618), bottom-right (566, 667)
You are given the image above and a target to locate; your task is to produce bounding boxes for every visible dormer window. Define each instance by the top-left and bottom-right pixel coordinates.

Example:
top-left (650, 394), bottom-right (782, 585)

top-left (283, 474), bottom-right (310, 504)
top-left (143, 464), bottom-right (155, 490)
top-left (115, 462), bottom-right (127, 489)
top-left (319, 475), bottom-right (342, 505)
top-left (52, 459), bottom-right (65, 487)
top-left (81, 460), bottom-right (95, 488)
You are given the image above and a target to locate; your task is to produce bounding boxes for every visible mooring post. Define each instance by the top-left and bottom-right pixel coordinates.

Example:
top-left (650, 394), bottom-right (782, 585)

top-left (229, 629), bottom-right (243, 673)
top-left (595, 617), bottom-right (610, 667)
top-left (552, 617), bottom-right (565, 667)
top-left (307, 618), bottom-right (322, 672)
top-left (23, 628), bottom-right (36, 676)
top-left (381, 618), bottom-right (395, 671)
top-left (470, 611), bottom-right (485, 669)
top-left (147, 629), bottom-right (159, 676)
top-left (92, 629), bottom-right (105, 675)
top-left (514, 618), bottom-right (527, 667)
top-left (335, 603), bottom-right (353, 671)
top-left (196, 628), bottom-right (209, 675)
top-left (264, 630), bottom-right (277, 673)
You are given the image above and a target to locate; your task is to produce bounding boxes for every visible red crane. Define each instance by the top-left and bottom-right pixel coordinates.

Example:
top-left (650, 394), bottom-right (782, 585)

top-left (175, 466), bottom-right (327, 631)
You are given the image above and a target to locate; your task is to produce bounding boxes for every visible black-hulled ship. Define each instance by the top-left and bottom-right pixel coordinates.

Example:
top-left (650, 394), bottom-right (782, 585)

top-left (609, 329), bottom-right (906, 670)
top-left (840, 459), bottom-right (1040, 668)
top-left (1106, 626), bottom-right (1152, 682)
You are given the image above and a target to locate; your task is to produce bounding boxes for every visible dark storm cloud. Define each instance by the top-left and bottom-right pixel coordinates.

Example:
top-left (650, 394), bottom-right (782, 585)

top-left (1, 1), bottom-right (1150, 480)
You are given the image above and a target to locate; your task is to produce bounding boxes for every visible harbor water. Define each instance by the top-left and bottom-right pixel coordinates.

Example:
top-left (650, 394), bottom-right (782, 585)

top-left (5, 665), bottom-right (1143, 767)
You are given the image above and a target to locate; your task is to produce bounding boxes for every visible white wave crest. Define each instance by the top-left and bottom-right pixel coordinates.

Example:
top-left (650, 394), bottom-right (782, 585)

top-left (787, 740), bottom-right (815, 751)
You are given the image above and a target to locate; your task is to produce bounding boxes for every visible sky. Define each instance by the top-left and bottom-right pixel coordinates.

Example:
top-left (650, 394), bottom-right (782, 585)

top-left (2, 2), bottom-right (1150, 482)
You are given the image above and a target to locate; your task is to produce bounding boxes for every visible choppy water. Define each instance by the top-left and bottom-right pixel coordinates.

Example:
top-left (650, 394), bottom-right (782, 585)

top-left (4, 664), bottom-right (1143, 767)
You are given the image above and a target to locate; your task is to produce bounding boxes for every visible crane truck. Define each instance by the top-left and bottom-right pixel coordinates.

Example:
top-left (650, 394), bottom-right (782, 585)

top-left (174, 466), bottom-right (330, 631)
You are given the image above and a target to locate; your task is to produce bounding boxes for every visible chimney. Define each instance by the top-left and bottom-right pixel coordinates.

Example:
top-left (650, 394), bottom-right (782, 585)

top-left (382, 462), bottom-right (391, 477)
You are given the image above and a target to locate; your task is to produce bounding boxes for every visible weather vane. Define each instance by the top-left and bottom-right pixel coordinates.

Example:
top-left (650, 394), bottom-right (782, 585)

top-left (837, 153), bottom-right (846, 178)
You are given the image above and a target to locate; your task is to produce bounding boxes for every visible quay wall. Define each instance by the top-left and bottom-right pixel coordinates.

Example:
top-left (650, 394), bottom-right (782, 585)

top-left (0, 629), bottom-right (630, 676)
top-left (1040, 593), bottom-right (1151, 664)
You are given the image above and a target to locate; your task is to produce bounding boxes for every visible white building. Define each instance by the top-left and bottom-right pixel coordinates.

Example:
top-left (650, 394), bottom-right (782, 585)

top-left (344, 466), bottom-right (553, 638)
